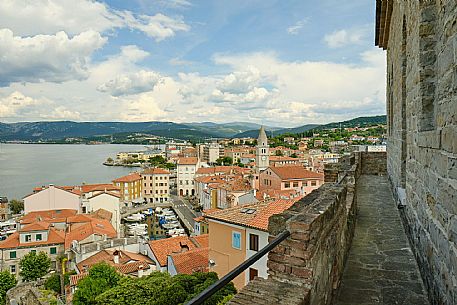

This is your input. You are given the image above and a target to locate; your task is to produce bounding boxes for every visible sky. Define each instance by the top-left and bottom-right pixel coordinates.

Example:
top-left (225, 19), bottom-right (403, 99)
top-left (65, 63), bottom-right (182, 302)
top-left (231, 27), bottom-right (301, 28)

top-left (0, 0), bottom-right (386, 128)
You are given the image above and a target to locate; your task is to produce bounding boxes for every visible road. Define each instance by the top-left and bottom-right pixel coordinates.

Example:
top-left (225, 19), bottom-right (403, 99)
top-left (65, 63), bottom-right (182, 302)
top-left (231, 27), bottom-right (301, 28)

top-left (170, 195), bottom-right (201, 234)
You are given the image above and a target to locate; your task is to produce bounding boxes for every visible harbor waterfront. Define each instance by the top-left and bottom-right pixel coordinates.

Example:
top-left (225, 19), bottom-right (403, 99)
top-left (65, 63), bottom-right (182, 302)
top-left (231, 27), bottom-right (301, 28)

top-left (0, 143), bottom-right (146, 200)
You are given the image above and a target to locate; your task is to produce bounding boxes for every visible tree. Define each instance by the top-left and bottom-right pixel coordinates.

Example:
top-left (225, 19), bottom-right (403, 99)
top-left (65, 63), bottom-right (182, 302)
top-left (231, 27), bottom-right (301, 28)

top-left (9, 199), bottom-right (23, 215)
top-left (73, 263), bottom-right (121, 305)
top-left (275, 150), bottom-right (283, 156)
top-left (44, 272), bottom-right (72, 295)
top-left (19, 251), bottom-right (51, 281)
top-left (290, 153), bottom-right (298, 158)
top-left (106, 157), bottom-right (113, 163)
top-left (215, 157), bottom-right (233, 166)
top-left (95, 272), bottom-right (236, 305)
top-left (0, 271), bottom-right (17, 305)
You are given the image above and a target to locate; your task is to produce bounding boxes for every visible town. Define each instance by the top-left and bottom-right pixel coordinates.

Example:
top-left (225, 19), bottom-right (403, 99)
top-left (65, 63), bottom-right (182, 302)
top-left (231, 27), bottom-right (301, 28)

top-left (0, 124), bottom-right (386, 304)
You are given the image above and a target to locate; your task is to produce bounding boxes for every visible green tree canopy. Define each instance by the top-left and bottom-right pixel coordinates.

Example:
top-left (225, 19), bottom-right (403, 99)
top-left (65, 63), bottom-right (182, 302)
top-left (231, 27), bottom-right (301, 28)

top-left (9, 199), bottom-right (24, 215)
top-left (73, 263), bottom-right (121, 305)
top-left (215, 157), bottom-right (233, 166)
top-left (44, 273), bottom-right (71, 295)
top-left (19, 251), bottom-right (51, 282)
top-left (94, 272), bottom-right (236, 305)
top-left (0, 271), bottom-right (17, 305)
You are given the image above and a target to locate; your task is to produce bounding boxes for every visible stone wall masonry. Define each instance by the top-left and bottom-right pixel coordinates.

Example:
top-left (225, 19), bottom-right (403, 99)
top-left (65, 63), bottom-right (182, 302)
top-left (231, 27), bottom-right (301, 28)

top-left (384, 1), bottom-right (457, 304)
top-left (6, 281), bottom-right (49, 305)
top-left (229, 152), bottom-right (370, 305)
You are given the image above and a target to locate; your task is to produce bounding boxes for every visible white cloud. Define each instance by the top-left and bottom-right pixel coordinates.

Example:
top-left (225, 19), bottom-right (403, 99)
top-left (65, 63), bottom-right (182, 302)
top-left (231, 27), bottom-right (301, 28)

top-left (0, 0), bottom-right (189, 41)
top-left (324, 28), bottom-right (366, 48)
top-left (117, 12), bottom-right (190, 41)
top-left (97, 70), bottom-right (164, 96)
top-left (287, 19), bottom-right (308, 35)
top-left (0, 29), bottom-right (106, 85)
top-left (0, 91), bottom-right (48, 118)
top-left (41, 106), bottom-right (81, 120)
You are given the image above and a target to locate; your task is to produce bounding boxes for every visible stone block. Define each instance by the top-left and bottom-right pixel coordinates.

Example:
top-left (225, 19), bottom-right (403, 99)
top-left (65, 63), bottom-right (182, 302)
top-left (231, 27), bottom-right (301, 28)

top-left (417, 130), bottom-right (441, 148)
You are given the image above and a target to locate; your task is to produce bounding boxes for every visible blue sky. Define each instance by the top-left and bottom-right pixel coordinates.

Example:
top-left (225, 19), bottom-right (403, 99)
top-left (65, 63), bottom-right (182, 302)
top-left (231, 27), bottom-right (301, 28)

top-left (0, 0), bottom-right (385, 127)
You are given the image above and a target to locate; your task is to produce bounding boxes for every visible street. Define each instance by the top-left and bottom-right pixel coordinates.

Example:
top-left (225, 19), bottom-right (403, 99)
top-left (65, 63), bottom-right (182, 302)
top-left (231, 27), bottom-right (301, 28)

top-left (170, 194), bottom-right (201, 234)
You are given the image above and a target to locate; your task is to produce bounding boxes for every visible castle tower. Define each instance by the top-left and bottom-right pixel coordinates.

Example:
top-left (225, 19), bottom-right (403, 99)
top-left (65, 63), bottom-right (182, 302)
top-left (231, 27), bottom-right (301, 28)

top-left (255, 126), bottom-right (269, 173)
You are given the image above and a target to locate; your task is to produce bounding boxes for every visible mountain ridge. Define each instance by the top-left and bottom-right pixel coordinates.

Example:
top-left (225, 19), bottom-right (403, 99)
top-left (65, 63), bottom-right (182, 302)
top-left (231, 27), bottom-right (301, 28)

top-left (0, 115), bottom-right (386, 141)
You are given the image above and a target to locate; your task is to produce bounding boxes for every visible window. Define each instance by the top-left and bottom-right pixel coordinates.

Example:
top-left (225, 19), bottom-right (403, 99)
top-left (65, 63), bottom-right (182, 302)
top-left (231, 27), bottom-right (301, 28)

top-left (156, 190), bottom-right (159, 194)
top-left (50, 247), bottom-right (57, 255)
top-left (36, 234), bottom-right (42, 241)
top-left (9, 251), bottom-right (16, 259)
top-left (144, 190), bottom-right (147, 194)
top-left (249, 234), bottom-right (259, 251)
top-left (25, 234), bottom-right (31, 242)
top-left (10, 265), bottom-right (15, 273)
top-left (232, 231), bottom-right (241, 249)
top-left (284, 182), bottom-right (290, 188)
top-left (293, 182), bottom-right (299, 187)
top-left (144, 183), bottom-right (146, 187)
top-left (311, 180), bottom-right (317, 186)
top-left (150, 183), bottom-right (152, 187)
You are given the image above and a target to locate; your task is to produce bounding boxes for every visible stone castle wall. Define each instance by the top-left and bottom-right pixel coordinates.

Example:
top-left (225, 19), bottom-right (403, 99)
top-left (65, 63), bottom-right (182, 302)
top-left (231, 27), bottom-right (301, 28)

top-left (385, 1), bottom-right (457, 304)
top-left (229, 152), bottom-right (378, 305)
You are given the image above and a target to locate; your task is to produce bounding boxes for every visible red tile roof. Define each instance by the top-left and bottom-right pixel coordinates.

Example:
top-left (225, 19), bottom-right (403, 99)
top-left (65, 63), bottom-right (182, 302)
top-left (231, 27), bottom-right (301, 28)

top-left (268, 166), bottom-right (323, 180)
top-left (177, 157), bottom-right (198, 165)
top-left (148, 234), bottom-right (208, 267)
top-left (65, 216), bottom-right (117, 249)
top-left (142, 168), bottom-right (170, 175)
top-left (170, 247), bottom-right (209, 275)
top-left (112, 173), bottom-right (142, 183)
top-left (76, 249), bottom-right (153, 273)
top-left (0, 228), bottom-right (65, 249)
top-left (19, 221), bottom-right (50, 232)
top-left (205, 198), bottom-right (301, 231)
top-left (20, 209), bottom-right (78, 224)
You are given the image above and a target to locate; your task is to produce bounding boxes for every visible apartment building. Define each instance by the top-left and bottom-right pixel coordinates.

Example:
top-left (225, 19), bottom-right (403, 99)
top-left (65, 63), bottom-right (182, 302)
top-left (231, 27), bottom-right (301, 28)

top-left (112, 173), bottom-right (143, 202)
top-left (177, 157), bottom-right (199, 197)
top-left (206, 198), bottom-right (299, 289)
top-left (141, 168), bottom-right (171, 203)
top-left (259, 166), bottom-right (324, 195)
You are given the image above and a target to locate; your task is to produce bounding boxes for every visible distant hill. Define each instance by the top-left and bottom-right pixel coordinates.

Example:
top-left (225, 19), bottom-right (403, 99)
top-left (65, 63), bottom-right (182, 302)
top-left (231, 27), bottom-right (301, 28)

top-left (318, 115), bottom-right (386, 130)
top-left (0, 121), bottom-right (282, 141)
top-left (0, 121), bottom-right (218, 141)
top-left (0, 116), bottom-right (385, 142)
top-left (232, 115), bottom-right (386, 138)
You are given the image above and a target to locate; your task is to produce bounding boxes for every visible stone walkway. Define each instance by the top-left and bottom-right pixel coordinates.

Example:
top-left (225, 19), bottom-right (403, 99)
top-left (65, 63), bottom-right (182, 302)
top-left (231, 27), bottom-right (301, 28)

top-left (334, 175), bottom-right (430, 305)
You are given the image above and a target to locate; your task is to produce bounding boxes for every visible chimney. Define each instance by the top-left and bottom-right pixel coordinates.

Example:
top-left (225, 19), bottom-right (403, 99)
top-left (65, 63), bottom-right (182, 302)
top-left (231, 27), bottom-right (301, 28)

top-left (138, 264), bottom-right (144, 278)
top-left (113, 250), bottom-right (120, 264)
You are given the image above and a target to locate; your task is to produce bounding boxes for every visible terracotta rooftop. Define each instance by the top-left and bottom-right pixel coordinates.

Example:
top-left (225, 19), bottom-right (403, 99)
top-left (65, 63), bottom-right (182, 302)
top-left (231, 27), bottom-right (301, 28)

top-left (142, 168), bottom-right (170, 175)
top-left (196, 166), bottom-right (236, 175)
top-left (268, 166), bottom-right (324, 180)
top-left (87, 190), bottom-right (120, 199)
top-left (19, 221), bottom-right (50, 232)
top-left (148, 234), bottom-right (208, 267)
top-left (177, 157), bottom-right (198, 165)
top-left (170, 247), bottom-right (209, 275)
top-left (112, 173), bottom-right (142, 183)
top-left (77, 249), bottom-right (153, 273)
top-left (205, 198), bottom-right (301, 231)
top-left (0, 228), bottom-right (65, 249)
top-left (20, 209), bottom-right (78, 224)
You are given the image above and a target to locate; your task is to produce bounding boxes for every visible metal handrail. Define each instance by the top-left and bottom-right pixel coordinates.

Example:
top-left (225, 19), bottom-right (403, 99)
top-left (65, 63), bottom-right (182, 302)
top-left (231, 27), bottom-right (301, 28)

top-left (185, 230), bottom-right (291, 305)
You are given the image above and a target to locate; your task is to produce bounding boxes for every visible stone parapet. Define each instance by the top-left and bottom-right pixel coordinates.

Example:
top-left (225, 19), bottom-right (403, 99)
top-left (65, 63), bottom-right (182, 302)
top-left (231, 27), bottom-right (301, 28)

top-left (228, 152), bottom-right (383, 305)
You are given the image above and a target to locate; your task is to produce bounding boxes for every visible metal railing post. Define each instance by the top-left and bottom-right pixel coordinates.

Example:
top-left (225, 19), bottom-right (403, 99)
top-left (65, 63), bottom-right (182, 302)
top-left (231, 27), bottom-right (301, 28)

top-left (186, 230), bottom-right (290, 305)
